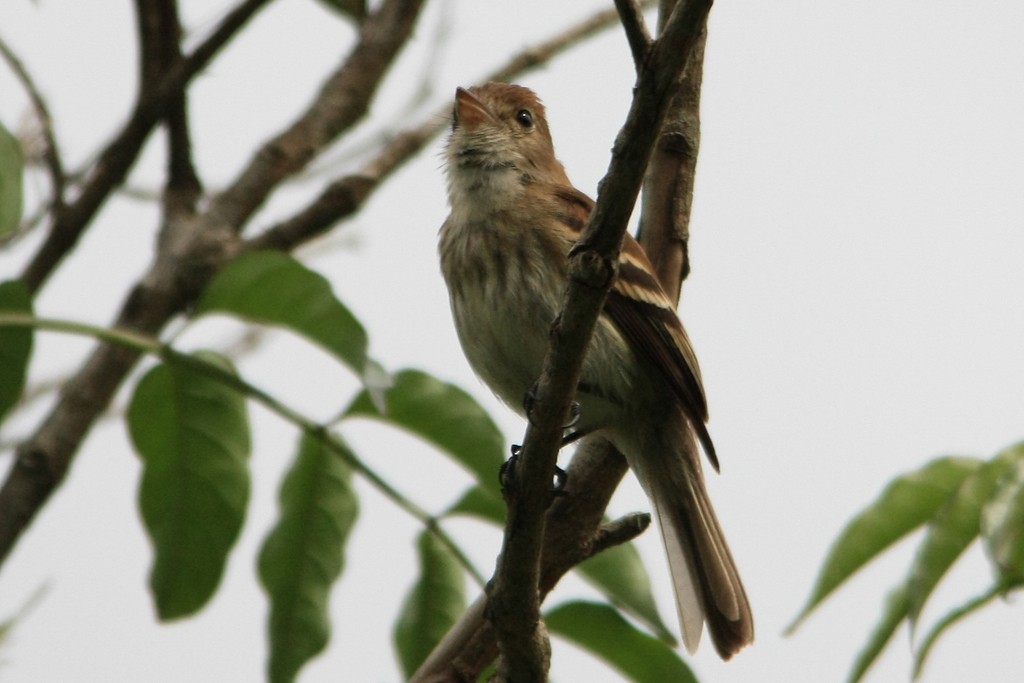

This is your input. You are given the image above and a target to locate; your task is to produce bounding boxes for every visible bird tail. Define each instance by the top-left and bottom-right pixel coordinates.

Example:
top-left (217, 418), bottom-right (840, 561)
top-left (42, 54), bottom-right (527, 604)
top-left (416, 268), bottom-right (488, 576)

top-left (628, 428), bottom-right (754, 659)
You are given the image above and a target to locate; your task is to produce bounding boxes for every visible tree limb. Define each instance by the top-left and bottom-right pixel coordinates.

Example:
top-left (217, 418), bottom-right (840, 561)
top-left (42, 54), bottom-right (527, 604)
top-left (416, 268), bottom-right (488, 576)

top-left (637, 0), bottom-right (708, 296)
top-left (409, 441), bottom-right (638, 683)
top-left (203, 0), bottom-right (428, 235)
top-left (135, 0), bottom-right (203, 221)
top-left (0, 34), bottom-right (66, 218)
top-left (614, 0), bottom-right (654, 70)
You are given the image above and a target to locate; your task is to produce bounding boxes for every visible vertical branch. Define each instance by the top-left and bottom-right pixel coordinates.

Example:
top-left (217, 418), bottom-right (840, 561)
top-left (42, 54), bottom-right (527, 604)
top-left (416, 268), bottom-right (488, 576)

top-left (411, 1), bottom-right (714, 679)
top-left (637, 0), bottom-right (708, 300)
top-left (613, 0), bottom-right (654, 68)
top-left (487, 2), bottom-right (714, 680)
top-left (135, 0), bottom-right (202, 219)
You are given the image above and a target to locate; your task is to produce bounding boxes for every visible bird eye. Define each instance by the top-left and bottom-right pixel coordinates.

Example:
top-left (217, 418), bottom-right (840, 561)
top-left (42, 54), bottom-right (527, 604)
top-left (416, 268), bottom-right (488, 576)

top-left (515, 109), bottom-right (534, 128)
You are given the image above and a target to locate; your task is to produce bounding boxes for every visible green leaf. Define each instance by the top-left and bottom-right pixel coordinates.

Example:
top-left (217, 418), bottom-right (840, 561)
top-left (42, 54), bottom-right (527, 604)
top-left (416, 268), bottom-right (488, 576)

top-left (907, 443), bottom-right (1024, 623)
top-left (546, 601), bottom-right (698, 683)
top-left (197, 251), bottom-right (375, 383)
top-left (981, 455), bottom-right (1024, 581)
top-left (128, 351), bottom-right (251, 620)
top-left (577, 540), bottom-right (674, 642)
top-left (0, 280), bottom-right (33, 423)
top-left (789, 455), bottom-right (983, 631)
top-left (259, 432), bottom-right (359, 683)
top-left (0, 120), bottom-right (23, 238)
top-left (394, 530), bottom-right (467, 678)
top-left (345, 369), bottom-right (505, 500)
top-left (845, 584), bottom-right (910, 683)
top-left (445, 485), bottom-right (505, 525)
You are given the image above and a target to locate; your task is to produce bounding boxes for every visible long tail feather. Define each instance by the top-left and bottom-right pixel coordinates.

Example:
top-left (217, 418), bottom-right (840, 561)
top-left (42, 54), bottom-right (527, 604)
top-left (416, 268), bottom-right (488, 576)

top-left (623, 425), bottom-right (754, 659)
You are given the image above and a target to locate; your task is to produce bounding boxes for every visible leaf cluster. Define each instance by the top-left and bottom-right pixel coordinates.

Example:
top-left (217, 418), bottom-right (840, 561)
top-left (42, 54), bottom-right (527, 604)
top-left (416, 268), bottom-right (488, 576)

top-left (790, 442), bottom-right (1024, 681)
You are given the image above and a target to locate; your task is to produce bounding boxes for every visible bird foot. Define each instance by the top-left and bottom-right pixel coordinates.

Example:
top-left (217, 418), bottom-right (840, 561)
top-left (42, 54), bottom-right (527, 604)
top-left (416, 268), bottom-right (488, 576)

top-left (501, 443), bottom-right (568, 500)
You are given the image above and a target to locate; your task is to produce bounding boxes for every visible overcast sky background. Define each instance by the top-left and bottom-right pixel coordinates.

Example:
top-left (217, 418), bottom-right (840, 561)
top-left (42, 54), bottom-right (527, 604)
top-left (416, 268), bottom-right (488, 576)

top-left (1, 1), bottom-right (1023, 682)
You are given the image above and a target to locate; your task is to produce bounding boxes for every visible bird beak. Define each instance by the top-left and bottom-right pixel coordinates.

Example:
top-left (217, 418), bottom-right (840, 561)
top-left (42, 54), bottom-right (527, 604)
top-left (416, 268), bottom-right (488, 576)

top-left (454, 87), bottom-right (493, 131)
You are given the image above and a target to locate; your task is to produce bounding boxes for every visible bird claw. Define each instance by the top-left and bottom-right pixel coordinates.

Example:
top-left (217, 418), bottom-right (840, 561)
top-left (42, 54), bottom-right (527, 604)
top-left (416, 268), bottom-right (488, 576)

top-left (523, 384), bottom-right (582, 432)
top-left (500, 444), bottom-right (569, 499)
top-left (564, 401), bottom-right (582, 428)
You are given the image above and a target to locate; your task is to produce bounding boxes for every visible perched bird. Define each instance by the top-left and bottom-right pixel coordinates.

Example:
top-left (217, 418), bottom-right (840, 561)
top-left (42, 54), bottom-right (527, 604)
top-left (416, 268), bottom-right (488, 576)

top-left (438, 81), bottom-right (753, 659)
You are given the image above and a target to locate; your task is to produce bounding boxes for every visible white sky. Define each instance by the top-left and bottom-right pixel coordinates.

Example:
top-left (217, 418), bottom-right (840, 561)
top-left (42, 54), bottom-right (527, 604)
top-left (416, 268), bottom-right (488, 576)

top-left (1, 1), bottom-right (1023, 682)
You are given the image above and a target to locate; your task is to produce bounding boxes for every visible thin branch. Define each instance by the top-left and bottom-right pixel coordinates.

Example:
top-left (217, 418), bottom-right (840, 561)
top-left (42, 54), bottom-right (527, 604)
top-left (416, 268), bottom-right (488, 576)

top-left (0, 34), bottom-right (66, 213)
top-left (20, 0), bottom-right (274, 294)
top-left (163, 78), bottom-right (204, 221)
top-left (484, 0), bottom-right (656, 85)
top-left (135, 0), bottom-right (178, 99)
top-left (637, 0), bottom-right (708, 296)
top-left (203, 0), bottom-right (428, 236)
top-left (0, 312), bottom-right (485, 587)
top-left (614, 0), bottom-right (654, 70)
top-left (135, 0), bottom-right (203, 220)
top-left (245, 121), bottom-right (440, 252)
top-left (249, 1), bottom-right (651, 254)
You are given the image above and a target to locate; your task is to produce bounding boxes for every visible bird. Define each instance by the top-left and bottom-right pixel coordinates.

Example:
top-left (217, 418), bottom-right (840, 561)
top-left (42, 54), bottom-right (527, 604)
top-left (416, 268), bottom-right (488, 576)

top-left (437, 81), bottom-right (753, 659)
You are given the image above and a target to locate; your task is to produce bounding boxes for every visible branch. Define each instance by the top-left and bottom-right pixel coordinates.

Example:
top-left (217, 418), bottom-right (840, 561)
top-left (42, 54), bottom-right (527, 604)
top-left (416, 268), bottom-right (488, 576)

top-left (637, 0), bottom-right (708, 296)
top-left (202, 0), bottom-right (428, 235)
top-left (0, 311), bottom-right (485, 587)
top-left (483, 0), bottom-right (656, 84)
top-left (0, 34), bottom-right (66, 214)
top-left (135, 0), bottom-right (203, 221)
top-left (19, 0), bottom-right (274, 294)
top-left (410, 440), bottom-right (638, 683)
top-left (487, 2), bottom-right (714, 679)
top-left (614, 0), bottom-right (654, 70)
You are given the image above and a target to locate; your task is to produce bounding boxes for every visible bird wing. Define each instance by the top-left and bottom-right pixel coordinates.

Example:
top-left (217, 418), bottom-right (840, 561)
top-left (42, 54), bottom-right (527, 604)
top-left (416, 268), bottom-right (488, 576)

top-left (552, 184), bottom-right (718, 471)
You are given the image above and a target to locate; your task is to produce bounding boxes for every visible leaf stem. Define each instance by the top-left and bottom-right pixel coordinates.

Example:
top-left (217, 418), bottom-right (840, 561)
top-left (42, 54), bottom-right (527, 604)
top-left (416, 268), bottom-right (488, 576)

top-left (0, 312), bottom-right (485, 586)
